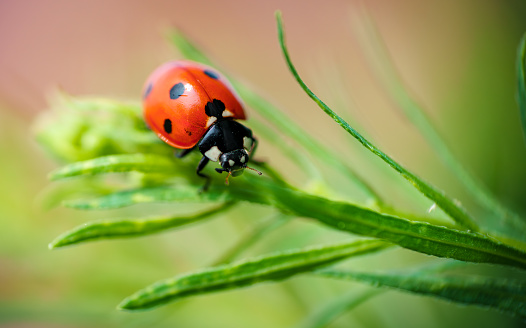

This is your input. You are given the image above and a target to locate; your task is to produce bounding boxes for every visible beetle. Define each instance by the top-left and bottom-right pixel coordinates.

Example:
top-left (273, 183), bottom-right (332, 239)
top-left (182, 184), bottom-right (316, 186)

top-left (142, 60), bottom-right (261, 190)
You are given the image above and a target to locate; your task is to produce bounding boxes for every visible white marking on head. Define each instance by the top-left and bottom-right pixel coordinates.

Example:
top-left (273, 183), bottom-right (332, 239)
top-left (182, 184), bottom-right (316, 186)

top-left (240, 155), bottom-right (246, 163)
top-left (206, 116), bottom-right (217, 128)
top-left (243, 137), bottom-right (253, 150)
top-left (204, 146), bottom-right (222, 162)
top-left (223, 109), bottom-right (234, 117)
top-left (228, 159), bottom-right (235, 166)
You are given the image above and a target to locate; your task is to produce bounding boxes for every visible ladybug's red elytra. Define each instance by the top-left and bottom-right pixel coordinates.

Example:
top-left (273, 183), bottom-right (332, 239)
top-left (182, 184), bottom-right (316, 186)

top-left (142, 60), bottom-right (261, 190)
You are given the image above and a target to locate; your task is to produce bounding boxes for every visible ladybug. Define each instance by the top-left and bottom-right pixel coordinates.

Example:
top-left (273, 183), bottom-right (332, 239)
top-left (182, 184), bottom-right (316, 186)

top-left (142, 60), bottom-right (261, 190)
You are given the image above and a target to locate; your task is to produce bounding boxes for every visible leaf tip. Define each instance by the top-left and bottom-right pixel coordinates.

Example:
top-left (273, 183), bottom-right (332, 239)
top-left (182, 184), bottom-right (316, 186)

top-left (47, 171), bottom-right (60, 181)
top-left (48, 241), bottom-right (58, 250)
top-left (117, 297), bottom-right (144, 312)
top-left (275, 10), bottom-right (284, 35)
top-left (116, 301), bottom-right (130, 311)
top-left (48, 238), bottom-right (66, 249)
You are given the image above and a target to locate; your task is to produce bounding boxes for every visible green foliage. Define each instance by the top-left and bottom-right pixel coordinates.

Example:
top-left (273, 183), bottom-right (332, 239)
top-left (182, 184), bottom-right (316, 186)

top-left (353, 9), bottom-right (526, 241)
top-left (36, 94), bottom-right (173, 162)
top-left (118, 239), bottom-right (389, 310)
top-left (276, 12), bottom-right (478, 232)
top-left (54, 172), bottom-right (526, 269)
top-left (49, 202), bottom-right (236, 248)
top-left (297, 261), bottom-right (460, 328)
top-left (518, 32), bottom-right (526, 146)
top-left (294, 289), bottom-right (382, 328)
top-left (317, 268), bottom-right (526, 317)
top-left (38, 10), bottom-right (526, 322)
top-left (49, 154), bottom-right (181, 180)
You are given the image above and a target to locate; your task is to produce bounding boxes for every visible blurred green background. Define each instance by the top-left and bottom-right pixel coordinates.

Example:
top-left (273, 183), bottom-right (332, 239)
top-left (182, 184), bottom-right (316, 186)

top-left (1, 0), bottom-right (526, 327)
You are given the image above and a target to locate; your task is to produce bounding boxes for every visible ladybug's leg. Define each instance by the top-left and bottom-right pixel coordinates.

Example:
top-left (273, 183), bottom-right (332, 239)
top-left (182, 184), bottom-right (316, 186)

top-left (196, 156), bottom-right (211, 191)
top-left (176, 147), bottom-right (195, 159)
top-left (249, 137), bottom-right (258, 155)
top-left (248, 137), bottom-right (264, 165)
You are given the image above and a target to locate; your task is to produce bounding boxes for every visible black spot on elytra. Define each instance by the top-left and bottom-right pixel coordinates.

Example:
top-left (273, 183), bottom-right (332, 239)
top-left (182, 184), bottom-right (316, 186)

top-left (205, 99), bottom-right (225, 118)
top-left (163, 119), bottom-right (172, 134)
top-left (185, 129), bottom-right (192, 136)
top-left (143, 83), bottom-right (153, 99)
top-left (169, 82), bottom-right (185, 99)
top-left (204, 69), bottom-right (219, 80)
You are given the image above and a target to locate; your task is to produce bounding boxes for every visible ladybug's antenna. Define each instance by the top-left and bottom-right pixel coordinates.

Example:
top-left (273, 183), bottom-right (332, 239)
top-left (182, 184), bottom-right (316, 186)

top-left (246, 166), bottom-right (263, 176)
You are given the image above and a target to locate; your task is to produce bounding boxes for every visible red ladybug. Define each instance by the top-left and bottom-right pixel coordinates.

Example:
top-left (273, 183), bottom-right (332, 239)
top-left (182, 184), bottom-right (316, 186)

top-left (142, 60), bottom-right (261, 190)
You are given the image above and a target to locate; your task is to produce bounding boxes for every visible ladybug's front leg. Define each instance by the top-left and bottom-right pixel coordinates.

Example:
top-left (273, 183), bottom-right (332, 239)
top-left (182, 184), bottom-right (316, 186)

top-left (248, 137), bottom-right (264, 165)
top-left (249, 137), bottom-right (258, 155)
top-left (196, 156), bottom-right (211, 192)
top-left (176, 147), bottom-right (195, 159)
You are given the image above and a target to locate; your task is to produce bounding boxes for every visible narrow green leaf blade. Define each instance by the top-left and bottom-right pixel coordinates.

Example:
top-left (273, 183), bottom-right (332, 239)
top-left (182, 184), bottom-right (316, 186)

top-left (118, 239), bottom-right (390, 310)
top-left (353, 10), bottom-right (526, 241)
top-left (317, 269), bottom-right (526, 317)
top-left (211, 214), bottom-right (291, 266)
top-left (296, 260), bottom-right (461, 328)
top-left (65, 177), bottom-right (526, 270)
top-left (49, 202), bottom-right (236, 248)
top-left (168, 31), bottom-right (214, 66)
top-left (63, 185), bottom-right (230, 210)
top-left (294, 289), bottom-right (382, 328)
top-left (49, 154), bottom-right (179, 180)
top-left (275, 11), bottom-right (478, 232)
top-left (517, 32), bottom-right (526, 145)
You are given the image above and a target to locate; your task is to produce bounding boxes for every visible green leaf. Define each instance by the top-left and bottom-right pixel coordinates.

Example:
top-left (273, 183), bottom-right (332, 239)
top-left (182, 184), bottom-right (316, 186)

top-left (517, 32), bottom-right (526, 146)
top-left (211, 214), bottom-right (291, 266)
top-left (65, 176), bottom-right (526, 270)
top-left (317, 269), bottom-right (526, 318)
top-left (63, 184), bottom-right (227, 210)
top-left (275, 11), bottom-right (479, 232)
top-left (294, 289), bottom-right (381, 328)
top-left (168, 31), bottom-right (215, 67)
top-left (36, 94), bottom-right (172, 162)
top-left (118, 239), bottom-right (390, 310)
top-left (49, 202), bottom-right (236, 248)
top-left (296, 260), bottom-right (461, 328)
top-left (36, 178), bottom-right (118, 210)
top-left (353, 9), bottom-right (526, 241)
top-left (49, 154), bottom-right (180, 180)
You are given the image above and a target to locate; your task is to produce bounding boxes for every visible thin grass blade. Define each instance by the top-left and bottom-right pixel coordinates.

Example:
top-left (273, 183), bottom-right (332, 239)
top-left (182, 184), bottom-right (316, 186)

top-left (294, 289), bottom-right (381, 328)
top-left (296, 260), bottom-right (463, 328)
top-left (517, 32), bottom-right (526, 146)
top-left (317, 269), bottom-right (526, 318)
top-left (65, 176), bottom-right (526, 270)
top-left (211, 214), bottom-right (291, 266)
top-left (275, 11), bottom-right (478, 232)
top-left (49, 202), bottom-right (236, 248)
top-left (118, 239), bottom-right (390, 310)
top-left (353, 8), bottom-right (526, 240)
top-left (49, 154), bottom-right (179, 180)
top-left (63, 185), bottom-right (229, 210)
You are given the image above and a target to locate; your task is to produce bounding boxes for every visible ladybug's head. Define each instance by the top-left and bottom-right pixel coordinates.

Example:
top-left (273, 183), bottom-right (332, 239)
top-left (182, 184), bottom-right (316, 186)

top-left (215, 149), bottom-right (262, 184)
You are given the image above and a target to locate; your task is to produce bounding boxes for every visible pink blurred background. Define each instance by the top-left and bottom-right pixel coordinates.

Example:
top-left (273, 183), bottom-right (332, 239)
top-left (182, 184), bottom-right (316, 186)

top-left (1, 1), bottom-right (526, 327)
top-left (3, 0), bottom-right (525, 207)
